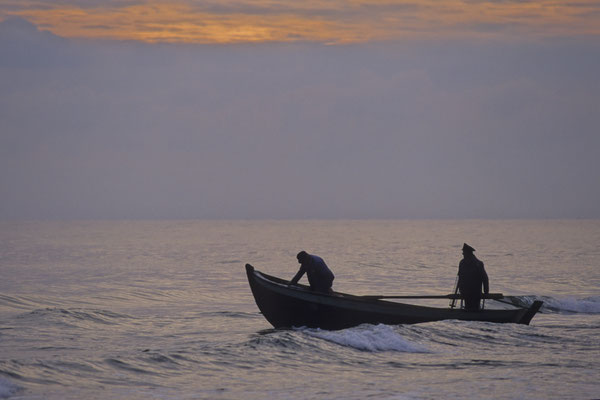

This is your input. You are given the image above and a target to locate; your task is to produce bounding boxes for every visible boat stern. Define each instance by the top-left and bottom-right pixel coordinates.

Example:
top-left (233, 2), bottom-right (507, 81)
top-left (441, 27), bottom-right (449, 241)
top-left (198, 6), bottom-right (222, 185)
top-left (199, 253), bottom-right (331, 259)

top-left (519, 300), bottom-right (544, 325)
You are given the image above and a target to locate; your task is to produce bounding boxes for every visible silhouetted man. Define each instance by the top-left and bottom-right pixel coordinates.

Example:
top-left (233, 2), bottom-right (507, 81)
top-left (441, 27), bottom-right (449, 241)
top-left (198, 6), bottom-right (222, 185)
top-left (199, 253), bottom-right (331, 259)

top-left (289, 251), bottom-right (334, 293)
top-left (458, 243), bottom-right (489, 311)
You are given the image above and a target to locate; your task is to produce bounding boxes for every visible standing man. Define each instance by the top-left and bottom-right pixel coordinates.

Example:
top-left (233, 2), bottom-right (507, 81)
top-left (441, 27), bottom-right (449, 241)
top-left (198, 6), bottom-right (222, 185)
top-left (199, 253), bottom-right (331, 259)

top-left (458, 243), bottom-right (489, 311)
top-left (289, 251), bottom-right (335, 293)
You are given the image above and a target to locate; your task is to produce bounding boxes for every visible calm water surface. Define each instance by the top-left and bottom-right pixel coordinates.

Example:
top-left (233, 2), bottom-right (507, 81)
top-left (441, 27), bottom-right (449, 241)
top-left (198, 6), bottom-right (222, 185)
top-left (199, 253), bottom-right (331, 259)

top-left (1, 220), bottom-right (599, 399)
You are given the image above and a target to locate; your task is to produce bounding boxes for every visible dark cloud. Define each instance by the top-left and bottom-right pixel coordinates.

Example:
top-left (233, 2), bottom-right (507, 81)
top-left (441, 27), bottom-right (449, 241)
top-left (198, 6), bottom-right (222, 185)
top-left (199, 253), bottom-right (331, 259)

top-left (81, 24), bottom-right (114, 30)
top-left (0, 16), bottom-right (70, 68)
top-left (1, 18), bottom-right (599, 219)
top-left (190, 1), bottom-right (421, 19)
top-left (9, 0), bottom-right (141, 8)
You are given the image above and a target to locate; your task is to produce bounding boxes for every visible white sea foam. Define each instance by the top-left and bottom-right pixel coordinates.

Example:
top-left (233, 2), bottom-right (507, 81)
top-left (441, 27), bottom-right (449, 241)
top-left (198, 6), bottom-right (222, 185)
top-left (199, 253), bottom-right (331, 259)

top-left (302, 324), bottom-right (430, 353)
top-left (504, 295), bottom-right (600, 314)
top-left (544, 296), bottom-right (600, 314)
top-left (0, 377), bottom-right (19, 399)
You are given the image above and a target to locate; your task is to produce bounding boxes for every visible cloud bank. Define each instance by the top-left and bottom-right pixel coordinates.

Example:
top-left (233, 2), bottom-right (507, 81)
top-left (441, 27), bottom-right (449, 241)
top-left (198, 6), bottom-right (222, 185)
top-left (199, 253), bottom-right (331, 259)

top-left (1, 17), bottom-right (599, 219)
top-left (1, 0), bottom-right (599, 43)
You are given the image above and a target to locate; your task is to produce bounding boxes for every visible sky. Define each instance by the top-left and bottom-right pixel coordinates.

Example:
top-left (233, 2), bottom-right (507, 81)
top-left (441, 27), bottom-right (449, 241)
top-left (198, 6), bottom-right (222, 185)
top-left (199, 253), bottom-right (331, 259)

top-left (1, 1), bottom-right (599, 220)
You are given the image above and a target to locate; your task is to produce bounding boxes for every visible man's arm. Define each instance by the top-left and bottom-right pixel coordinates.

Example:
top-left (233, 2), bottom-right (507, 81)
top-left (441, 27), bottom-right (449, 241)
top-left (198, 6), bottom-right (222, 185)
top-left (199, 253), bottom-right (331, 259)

top-left (481, 263), bottom-right (489, 294)
top-left (289, 265), bottom-right (305, 285)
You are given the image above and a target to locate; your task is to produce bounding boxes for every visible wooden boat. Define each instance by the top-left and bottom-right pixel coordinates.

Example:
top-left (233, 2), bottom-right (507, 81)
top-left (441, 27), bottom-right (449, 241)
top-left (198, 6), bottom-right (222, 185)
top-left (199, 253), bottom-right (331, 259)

top-left (246, 264), bottom-right (543, 330)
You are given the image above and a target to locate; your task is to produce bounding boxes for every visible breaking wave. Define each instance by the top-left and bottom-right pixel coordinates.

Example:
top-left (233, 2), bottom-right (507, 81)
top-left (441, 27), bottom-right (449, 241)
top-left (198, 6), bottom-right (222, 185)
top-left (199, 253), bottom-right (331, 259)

top-left (505, 295), bottom-right (600, 314)
top-left (539, 296), bottom-right (600, 314)
top-left (300, 324), bottom-right (431, 353)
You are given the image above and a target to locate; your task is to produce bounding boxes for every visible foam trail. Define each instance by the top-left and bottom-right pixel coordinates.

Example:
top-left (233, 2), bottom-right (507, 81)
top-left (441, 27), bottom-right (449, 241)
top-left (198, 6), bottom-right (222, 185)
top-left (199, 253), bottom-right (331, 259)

top-left (301, 324), bottom-right (430, 353)
top-left (542, 296), bottom-right (600, 314)
top-left (505, 295), bottom-right (600, 314)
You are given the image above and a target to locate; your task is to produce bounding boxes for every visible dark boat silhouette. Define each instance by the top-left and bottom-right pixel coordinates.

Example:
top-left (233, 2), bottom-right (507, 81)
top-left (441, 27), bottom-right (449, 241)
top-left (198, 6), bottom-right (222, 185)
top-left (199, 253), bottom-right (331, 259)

top-left (246, 264), bottom-right (543, 330)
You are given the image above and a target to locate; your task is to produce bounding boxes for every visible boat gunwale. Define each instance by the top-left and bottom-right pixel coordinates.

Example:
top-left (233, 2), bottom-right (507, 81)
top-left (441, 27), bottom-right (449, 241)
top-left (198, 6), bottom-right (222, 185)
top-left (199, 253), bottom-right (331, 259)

top-left (249, 264), bottom-right (530, 317)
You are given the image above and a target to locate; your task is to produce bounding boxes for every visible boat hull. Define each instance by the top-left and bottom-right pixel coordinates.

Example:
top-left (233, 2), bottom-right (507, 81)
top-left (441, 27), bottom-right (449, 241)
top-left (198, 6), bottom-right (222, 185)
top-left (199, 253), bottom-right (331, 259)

top-left (246, 264), bottom-right (542, 330)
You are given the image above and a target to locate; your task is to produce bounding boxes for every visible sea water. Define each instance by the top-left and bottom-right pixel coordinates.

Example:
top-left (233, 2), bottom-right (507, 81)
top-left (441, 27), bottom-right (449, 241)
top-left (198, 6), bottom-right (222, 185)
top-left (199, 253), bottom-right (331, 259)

top-left (0, 220), bottom-right (599, 399)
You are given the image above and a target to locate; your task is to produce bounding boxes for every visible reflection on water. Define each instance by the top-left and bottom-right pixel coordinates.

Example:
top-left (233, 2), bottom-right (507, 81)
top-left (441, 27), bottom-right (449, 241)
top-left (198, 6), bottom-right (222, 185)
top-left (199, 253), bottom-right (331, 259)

top-left (0, 220), bottom-right (599, 399)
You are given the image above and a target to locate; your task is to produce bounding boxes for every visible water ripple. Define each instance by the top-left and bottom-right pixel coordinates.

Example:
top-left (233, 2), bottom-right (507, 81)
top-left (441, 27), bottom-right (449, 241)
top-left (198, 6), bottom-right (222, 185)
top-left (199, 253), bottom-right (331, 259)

top-left (105, 358), bottom-right (158, 376)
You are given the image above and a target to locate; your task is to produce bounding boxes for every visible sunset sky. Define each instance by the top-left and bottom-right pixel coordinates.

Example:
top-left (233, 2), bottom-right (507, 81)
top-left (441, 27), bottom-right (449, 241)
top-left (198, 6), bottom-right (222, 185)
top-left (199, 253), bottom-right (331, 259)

top-left (1, 1), bottom-right (599, 219)
top-left (2, 0), bottom-right (600, 43)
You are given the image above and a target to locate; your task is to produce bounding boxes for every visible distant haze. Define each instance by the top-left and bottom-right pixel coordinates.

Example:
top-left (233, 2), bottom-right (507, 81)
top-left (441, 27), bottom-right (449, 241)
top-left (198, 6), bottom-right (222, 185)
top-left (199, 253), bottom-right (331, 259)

top-left (1, 17), bottom-right (599, 219)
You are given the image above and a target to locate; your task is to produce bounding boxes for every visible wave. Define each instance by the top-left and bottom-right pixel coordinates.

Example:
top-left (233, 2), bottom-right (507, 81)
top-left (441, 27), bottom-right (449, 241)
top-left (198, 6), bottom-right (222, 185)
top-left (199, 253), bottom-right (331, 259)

top-left (218, 260), bottom-right (242, 265)
top-left (503, 295), bottom-right (600, 314)
top-left (18, 307), bottom-right (132, 326)
top-left (200, 311), bottom-right (257, 319)
top-left (0, 294), bottom-right (52, 310)
top-left (0, 294), bottom-right (30, 309)
top-left (0, 377), bottom-right (20, 399)
top-left (105, 358), bottom-right (159, 376)
top-left (300, 324), bottom-right (431, 353)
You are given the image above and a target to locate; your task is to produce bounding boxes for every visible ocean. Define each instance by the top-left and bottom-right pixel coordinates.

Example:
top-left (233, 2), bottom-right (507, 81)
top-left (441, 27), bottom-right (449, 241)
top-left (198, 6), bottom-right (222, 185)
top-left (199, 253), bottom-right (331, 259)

top-left (1, 220), bottom-right (599, 399)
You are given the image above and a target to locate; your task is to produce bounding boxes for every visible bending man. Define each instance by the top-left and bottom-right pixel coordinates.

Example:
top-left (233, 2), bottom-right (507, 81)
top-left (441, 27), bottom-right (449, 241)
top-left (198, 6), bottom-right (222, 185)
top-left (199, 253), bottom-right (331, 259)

top-left (289, 251), bottom-right (335, 293)
top-left (458, 243), bottom-right (489, 311)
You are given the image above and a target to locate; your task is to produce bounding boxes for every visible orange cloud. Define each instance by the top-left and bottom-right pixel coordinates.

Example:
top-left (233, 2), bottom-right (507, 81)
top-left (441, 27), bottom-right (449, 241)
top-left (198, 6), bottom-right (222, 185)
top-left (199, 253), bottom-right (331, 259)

top-left (2, 0), bottom-right (599, 43)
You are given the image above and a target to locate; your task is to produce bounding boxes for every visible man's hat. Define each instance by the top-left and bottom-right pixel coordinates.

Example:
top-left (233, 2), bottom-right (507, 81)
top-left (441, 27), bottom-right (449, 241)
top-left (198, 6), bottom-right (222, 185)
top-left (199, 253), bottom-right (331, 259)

top-left (462, 243), bottom-right (475, 253)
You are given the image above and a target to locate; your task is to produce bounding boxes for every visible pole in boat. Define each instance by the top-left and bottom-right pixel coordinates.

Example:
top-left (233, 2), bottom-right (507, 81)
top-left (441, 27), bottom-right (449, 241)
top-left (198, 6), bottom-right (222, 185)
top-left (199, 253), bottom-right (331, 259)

top-left (362, 293), bottom-right (503, 300)
top-left (450, 275), bottom-right (459, 309)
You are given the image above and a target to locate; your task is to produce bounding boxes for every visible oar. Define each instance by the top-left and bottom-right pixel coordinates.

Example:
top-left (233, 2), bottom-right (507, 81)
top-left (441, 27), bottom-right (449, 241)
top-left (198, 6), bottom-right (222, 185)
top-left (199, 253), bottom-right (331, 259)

top-left (450, 275), bottom-right (459, 309)
top-left (363, 293), bottom-right (504, 301)
top-left (494, 297), bottom-right (519, 306)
